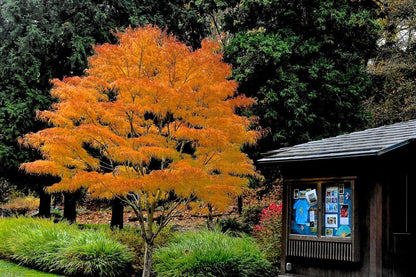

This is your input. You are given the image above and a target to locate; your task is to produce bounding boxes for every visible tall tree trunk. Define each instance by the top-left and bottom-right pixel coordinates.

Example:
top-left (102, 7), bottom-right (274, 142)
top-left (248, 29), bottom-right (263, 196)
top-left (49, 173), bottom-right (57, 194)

top-left (237, 195), bottom-right (243, 215)
top-left (38, 186), bottom-right (51, 218)
top-left (63, 192), bottom-right (77, 223)
top-left (142, 241), bottom-right (154, 277)
top-left (111, 198), bottom-right (124, 229)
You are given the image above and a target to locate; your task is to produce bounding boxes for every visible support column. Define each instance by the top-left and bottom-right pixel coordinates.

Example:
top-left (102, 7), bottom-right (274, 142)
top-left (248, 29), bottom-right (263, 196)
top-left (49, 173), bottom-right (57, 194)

top-left (369, 182), bottom-right (383, 277)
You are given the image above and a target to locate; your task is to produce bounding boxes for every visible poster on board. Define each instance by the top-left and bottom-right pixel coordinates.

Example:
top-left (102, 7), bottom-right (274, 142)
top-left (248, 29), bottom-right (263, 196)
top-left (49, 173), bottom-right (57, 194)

top-left (305, 189), bottom-right (318, 205)
top-left (325, 214), bottom-right (338, 228)
top-left (340, 204), bottom-right (349, 225)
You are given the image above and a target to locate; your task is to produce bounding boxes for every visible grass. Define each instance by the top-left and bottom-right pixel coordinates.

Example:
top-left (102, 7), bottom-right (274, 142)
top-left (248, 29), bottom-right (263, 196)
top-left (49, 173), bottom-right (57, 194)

top-left (153, 229), bottom-right (273, 277)
top-left (0, 259), bottom-right (63, 277)
top-left (0, 217), bottom-right (133, 277)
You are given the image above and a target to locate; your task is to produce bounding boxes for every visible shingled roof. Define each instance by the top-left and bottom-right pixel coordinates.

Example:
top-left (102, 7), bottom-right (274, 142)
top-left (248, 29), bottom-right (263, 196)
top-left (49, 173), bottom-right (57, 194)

top-left (258, 119), bottom-right (416, 164)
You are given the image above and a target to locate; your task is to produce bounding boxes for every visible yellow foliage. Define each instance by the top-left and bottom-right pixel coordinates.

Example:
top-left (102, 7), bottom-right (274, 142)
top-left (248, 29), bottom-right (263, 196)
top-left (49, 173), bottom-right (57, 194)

top-left (20, 25), bottom-right (261, 215)
top-left (1, 196), bottom-right (40, 213)
top-left (20, 160), bottom-right (70, 178)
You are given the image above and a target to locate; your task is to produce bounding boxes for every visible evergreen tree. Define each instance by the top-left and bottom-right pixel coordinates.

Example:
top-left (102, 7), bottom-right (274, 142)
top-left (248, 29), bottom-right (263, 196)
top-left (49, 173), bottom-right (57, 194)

top-left (222, 0), bottom-right (379, 153)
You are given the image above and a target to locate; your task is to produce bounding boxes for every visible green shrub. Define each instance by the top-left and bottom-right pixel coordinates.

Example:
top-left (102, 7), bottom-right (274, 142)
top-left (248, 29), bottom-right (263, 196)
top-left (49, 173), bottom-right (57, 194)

top-left (241, 204), bottom-right (265, 230)
top-left (105, 227), bottom-right (145, 273)
top-left (0, 178), bottom-right (15, 204)
top-left (216, 217), bottom-right (251, 235)
top-left (0, 217), bottom-right (133, 277)
top-left (153, 229), bottom-right (272, 277)
top-left (80, 223), bottom-right (174, 274)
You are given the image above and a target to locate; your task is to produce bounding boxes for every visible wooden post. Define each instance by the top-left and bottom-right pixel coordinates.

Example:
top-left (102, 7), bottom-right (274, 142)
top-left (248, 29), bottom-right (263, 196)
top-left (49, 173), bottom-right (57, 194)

top-left (369, 182), bottom-right (383, 277)
top-left (280, 180), bottom-right (288, 273)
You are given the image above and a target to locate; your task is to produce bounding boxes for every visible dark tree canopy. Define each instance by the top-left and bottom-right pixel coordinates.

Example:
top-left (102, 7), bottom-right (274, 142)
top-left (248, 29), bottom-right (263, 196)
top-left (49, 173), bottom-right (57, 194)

top-left (365, 0), bottom-right (416, 127)
top-left (222, 0), bottom-right (379, 153)
top-left (0, 0), bottom-right (213, 219)
top-left (0, 0), bottom-right (210, 179)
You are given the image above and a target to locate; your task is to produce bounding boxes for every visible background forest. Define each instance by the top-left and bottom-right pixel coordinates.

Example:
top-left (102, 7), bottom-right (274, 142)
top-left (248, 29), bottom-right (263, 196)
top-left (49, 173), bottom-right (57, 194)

top-left (0, 0), bottom-right (415, 249)
top-left (1, 0), bottom-right (416, 276)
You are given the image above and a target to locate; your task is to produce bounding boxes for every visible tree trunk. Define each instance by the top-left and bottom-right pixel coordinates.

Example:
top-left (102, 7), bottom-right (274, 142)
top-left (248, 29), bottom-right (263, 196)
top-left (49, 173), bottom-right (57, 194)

top-left (63, 192), bottom-right (77, 223)
top-left (111, 198), bottom-right (124, 229)
top-left (142, 241), bottom-right (154, 277)
top-left (207, 204), bottom-right (213, 230)
top-left (237, 195), bottom-right (243, 215)
top-left (38, 186), bottom-right (51, 218)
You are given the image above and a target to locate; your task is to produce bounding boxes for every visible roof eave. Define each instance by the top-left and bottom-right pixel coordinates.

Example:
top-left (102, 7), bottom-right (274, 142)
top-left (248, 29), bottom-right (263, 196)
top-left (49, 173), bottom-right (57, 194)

top-left (257, 139), bottom-right (416, 164)
top-left (257, 150), bottom-right (379, 164)
top-left (377, 138), bottom-right (415, 155)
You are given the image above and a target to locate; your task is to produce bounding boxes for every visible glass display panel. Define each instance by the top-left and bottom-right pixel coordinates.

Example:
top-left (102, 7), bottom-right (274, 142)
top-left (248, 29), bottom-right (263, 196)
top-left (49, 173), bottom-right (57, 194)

top-left (323, 182), bottom-right (352, 237)
top-left (291, 184), bottom-right (318, 236)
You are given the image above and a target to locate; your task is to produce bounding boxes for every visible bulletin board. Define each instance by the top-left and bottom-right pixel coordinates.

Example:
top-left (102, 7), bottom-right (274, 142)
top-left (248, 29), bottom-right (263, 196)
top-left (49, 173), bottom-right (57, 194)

top-left (291, 182), bottom-right (352, 237)
top-left (324, 184), bottom-right (351, 237)
top-left (291, 187), bottom-right (318, 236)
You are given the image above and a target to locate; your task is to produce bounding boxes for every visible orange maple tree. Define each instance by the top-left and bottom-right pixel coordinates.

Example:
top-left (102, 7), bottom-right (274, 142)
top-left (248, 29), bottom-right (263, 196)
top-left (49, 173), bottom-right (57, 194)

top-left (20, 25), bottom-right (260, 277)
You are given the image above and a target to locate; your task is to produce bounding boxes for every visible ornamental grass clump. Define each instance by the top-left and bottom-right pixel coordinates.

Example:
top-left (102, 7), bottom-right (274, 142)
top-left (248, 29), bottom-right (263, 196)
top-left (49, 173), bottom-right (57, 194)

top-left (0, 217), bottom-right (133, 277)
top-left (153, 229), bottom-right (272, 277)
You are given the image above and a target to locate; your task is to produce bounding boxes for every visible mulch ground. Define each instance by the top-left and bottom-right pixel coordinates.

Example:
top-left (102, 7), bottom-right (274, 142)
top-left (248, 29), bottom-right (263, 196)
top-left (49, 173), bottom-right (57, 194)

top-left (0, 186), bottom-right (281, 230)
top-left (76, 186), bottom-right (281, 230)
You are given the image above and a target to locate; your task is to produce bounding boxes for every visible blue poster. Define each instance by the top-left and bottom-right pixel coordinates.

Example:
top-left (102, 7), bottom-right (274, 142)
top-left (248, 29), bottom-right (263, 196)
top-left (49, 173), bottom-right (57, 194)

top-left (292, 198), bottom-right (317, 235)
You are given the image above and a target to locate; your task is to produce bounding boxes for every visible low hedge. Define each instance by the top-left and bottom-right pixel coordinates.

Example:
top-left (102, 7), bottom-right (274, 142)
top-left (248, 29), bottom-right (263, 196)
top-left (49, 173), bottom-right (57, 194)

top-left (0, 217), bottom-right (133, 277)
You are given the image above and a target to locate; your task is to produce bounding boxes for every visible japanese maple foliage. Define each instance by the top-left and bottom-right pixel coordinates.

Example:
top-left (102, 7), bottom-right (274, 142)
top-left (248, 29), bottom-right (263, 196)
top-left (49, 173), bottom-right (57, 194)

top-left (20, 26), bottom-right (260, 277)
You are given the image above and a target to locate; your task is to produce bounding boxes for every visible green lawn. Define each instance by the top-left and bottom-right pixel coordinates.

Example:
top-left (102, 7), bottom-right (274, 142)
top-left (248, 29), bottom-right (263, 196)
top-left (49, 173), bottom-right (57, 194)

top-left (0, 260), bottom-right (63, 277)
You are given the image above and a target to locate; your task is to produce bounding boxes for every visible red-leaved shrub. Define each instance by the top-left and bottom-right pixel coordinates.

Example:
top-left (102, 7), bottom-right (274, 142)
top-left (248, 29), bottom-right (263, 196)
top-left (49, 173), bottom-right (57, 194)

top-left (252, 203), bottom-right (282, 267)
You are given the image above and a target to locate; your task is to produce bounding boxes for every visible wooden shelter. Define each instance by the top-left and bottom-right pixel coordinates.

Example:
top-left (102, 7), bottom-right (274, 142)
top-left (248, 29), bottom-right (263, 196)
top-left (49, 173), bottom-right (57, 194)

top-left (258, 120), bottom-right (416, 277)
